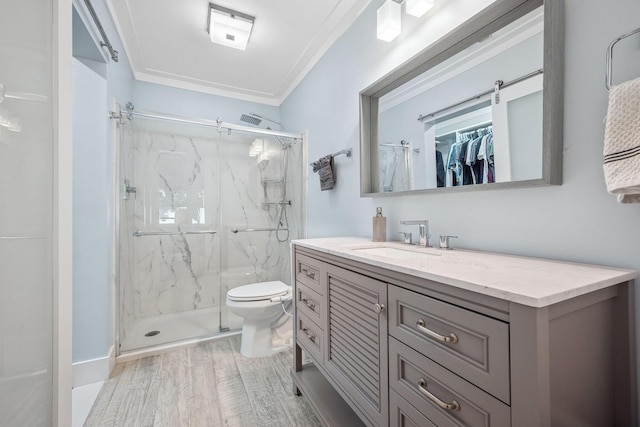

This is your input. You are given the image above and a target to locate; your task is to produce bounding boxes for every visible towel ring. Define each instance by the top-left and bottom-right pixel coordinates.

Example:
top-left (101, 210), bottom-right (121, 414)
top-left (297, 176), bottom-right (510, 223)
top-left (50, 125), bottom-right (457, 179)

top-left (606, 27), bottom-right (640, 90)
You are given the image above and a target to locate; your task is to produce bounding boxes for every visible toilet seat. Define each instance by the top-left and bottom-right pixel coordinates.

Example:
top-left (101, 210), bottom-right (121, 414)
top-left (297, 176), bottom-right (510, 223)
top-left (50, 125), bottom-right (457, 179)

top-left (227, 281), bottom-right (289, 302)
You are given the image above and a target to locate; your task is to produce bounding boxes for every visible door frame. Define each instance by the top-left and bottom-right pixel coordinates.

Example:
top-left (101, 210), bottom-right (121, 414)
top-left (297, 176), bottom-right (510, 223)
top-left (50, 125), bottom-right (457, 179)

top-left (54, 0), bottom-right (73, 425)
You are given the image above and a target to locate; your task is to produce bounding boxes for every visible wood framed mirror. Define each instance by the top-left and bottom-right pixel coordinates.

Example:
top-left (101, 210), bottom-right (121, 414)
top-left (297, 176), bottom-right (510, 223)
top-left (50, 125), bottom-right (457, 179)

top-left (360, 0), bottom-right (563, 196)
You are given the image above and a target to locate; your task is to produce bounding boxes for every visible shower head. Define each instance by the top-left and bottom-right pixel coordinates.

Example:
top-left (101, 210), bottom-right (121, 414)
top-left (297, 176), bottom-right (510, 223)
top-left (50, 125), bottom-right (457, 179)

top-left (240, 112), bottom-right (282, 127)
top-left (240, 112), bottom-right (290, 148)
top-left (240, 113), bottom-right (262, 126)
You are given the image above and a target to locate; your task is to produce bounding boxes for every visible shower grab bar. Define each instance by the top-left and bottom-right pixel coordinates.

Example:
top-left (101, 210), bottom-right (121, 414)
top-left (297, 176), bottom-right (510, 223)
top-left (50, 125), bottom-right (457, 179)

top-left (262, 201), bottom-right (292, 206)
top-left (0, 236), bottom-right (47, 240)
top-left (132, 230), bottom-right (217, 237)
top-left (231, 227), bottom-right (289, 233)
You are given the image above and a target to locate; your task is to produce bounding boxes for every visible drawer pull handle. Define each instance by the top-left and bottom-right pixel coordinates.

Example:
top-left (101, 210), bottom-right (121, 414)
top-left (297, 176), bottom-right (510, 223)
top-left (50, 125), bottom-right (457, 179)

top-left (416, 319), bottom-right (458, 343)
top-left (301, 297), bottom-right (316, 310)
top-left (418, 378), bottom-right (460, 412)
top-left (301, 327), bottom-right (316, 343)
top-left (301, 267), bottom-right (316, 280)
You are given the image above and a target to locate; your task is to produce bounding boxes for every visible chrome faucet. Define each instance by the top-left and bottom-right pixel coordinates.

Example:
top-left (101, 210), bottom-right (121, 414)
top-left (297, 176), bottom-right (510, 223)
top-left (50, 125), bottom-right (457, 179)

top-left (400, 220), bottom-right (430, 247)
top-left (398, 232), bottom-right (412, 245)
top-left (439, 235), bottom-right (458, 250)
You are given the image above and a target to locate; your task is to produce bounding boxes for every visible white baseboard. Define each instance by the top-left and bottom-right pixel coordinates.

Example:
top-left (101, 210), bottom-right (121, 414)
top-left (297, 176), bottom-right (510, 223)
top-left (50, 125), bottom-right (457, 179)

top-left (72, 345), bottom-right (115, 388)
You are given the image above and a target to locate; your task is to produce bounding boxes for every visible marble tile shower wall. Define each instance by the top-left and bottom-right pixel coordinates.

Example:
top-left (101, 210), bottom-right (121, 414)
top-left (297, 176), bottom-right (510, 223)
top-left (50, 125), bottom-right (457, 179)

top-left (119, 122), bottom-right (303, 344)
top-left (130, 129), bottom-right (221, 321)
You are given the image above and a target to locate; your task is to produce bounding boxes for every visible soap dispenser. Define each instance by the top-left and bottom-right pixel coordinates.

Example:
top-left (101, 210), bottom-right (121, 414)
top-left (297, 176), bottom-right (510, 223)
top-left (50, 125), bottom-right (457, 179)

top-left (372, 207), bottom-right (387, 242)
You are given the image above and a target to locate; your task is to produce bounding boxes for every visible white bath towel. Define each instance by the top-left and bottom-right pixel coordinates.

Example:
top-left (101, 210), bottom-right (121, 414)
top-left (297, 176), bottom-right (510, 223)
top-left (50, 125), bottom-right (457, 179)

top-left (604, 76), bottom-right (640, 203)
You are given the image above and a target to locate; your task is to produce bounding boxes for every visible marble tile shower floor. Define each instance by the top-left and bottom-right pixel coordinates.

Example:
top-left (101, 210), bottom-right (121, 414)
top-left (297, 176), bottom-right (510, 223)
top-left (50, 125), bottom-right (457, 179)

top-left (85, 335), bottom-right (321, 426)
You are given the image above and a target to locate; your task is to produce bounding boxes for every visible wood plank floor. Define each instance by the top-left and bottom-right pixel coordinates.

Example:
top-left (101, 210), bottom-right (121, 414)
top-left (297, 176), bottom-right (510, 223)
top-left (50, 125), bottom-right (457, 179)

top-left (85, 336), bottom-right (322, 427)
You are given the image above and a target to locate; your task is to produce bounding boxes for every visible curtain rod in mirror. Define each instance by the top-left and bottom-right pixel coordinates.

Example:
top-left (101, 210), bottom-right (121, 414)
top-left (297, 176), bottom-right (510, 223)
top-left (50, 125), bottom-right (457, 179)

top-left (417, 68), bottom-right (543, 122)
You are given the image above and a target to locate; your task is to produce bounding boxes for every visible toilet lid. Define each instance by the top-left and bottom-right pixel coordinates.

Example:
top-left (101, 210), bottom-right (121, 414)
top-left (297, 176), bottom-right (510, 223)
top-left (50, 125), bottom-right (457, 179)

top-left (227, 281), bottom-right (289, 301)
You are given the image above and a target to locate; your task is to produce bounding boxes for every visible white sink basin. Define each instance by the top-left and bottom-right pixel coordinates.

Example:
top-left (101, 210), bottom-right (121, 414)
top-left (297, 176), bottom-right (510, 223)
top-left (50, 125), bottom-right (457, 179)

top-left (350, 245), bottom-right (440, 260)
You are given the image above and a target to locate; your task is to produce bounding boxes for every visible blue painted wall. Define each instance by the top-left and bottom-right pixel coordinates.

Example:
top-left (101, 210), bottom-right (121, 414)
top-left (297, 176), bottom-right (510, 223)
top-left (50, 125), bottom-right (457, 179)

top-left (133, 81), bottom-right (282, 130)
top-left (280, 0), bottom-right (640, 408)
top-left (72, 0), bottom-right (133, 365)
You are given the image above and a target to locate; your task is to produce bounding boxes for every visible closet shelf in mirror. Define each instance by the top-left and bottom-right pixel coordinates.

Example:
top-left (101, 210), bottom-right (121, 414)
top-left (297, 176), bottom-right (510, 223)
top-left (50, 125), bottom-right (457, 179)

top-left (436, 123), bottom-right (494, 143)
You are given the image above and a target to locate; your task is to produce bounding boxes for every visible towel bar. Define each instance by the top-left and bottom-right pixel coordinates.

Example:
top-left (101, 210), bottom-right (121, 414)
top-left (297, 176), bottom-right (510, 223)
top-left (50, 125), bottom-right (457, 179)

top-left (310, 148), bottom-right (352, 166)
top-left (606, 26), bottom-right (640, 90)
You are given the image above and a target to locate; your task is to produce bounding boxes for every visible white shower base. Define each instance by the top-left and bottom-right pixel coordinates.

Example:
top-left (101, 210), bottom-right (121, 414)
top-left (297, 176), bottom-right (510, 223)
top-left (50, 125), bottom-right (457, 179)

top-left (119, 306), bottom-right (242, 353)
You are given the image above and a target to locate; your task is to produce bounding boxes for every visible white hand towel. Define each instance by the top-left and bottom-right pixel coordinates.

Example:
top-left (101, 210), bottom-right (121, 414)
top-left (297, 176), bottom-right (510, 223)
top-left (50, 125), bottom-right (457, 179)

top-left (604, 76), bottom-right (640, 203)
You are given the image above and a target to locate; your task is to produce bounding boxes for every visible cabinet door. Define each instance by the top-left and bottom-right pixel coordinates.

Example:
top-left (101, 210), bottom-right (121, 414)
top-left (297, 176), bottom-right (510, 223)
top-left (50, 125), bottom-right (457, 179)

top-left (323, 264), bottom-right (388, 427)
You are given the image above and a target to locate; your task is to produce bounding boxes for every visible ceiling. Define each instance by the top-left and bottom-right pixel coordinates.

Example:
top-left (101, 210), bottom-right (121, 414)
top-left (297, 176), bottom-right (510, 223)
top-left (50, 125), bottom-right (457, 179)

top-left (106, 0), bottom-right (371, 106)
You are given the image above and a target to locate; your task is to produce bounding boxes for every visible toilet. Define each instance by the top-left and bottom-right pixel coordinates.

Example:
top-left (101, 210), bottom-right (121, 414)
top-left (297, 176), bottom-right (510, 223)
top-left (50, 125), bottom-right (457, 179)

top-left (226, 281), bottom-right (292, 357)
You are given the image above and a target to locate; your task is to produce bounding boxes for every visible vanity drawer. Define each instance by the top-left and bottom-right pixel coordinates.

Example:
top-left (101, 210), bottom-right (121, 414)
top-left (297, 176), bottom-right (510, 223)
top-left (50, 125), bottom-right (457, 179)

top-left (297, 312), bottom-right (323, 365)
top-left (296, 282), bottom-right (325, 329)
top-left (390, 338), bottom-right (511, 427)
top-left (295, 253), bottom-right (323, 295)
top-left (388, 285), bottom-right (510, 403)
top-left (390, 390), bottom-right (437, 427)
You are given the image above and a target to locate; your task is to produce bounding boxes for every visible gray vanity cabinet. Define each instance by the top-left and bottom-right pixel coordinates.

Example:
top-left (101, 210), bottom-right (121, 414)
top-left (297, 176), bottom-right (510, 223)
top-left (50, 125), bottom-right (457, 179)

top-left (293, 250), bottom-right (387, 427)
top-left (387, 285), bottom-right (510, 404)
top-left (387, 285), bottom-right (511, 426)
top-left (323, 263), bottom-right (388, 427)
top-left (389, 338), bottom-right (510, 426)
top-left (291, 243), bottom-right (636, 427)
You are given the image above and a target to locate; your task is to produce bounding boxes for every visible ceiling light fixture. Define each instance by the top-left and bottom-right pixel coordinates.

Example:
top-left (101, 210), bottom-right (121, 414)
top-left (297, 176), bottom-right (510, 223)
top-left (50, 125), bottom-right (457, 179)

top-left (208, 3), bottom-right (255, 51)
top-left (405, 0), bottom-right (435, 17)
top-left (377, 0), bottom-right (435, 42)
top-left (377, 0), bottom-right (402, 42)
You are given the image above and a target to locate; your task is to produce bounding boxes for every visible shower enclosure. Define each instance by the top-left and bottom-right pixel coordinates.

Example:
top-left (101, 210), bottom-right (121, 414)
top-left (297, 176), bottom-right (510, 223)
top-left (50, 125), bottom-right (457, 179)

top-left (116, 106), bottom-right (305, 353)
top-left (379, 141), bottom-right (421, 192)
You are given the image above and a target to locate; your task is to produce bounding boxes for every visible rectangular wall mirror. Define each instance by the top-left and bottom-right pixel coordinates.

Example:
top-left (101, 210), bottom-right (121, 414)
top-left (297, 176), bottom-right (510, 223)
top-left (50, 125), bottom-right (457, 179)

top-left (360, 0), bottom-right (563, 196)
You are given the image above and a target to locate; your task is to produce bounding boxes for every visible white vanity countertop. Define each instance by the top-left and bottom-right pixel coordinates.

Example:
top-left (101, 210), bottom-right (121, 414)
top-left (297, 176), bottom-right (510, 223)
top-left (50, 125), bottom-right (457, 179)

top-left (292, 237), bottom-right (637, 308)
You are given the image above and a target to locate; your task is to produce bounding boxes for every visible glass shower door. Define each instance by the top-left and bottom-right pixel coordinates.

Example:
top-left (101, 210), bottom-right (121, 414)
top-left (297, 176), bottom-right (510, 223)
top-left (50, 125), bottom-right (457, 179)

top-left (118, 117), bottom-right (305, 351)
top-left (119, 119), bottom-right (222, 352)
top-left (0, 0), bottom-right (54, 425)
top-left (218, 132), bottom-right (303, 331)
